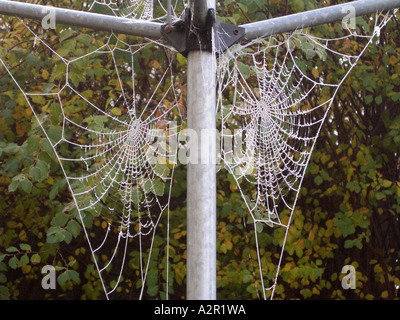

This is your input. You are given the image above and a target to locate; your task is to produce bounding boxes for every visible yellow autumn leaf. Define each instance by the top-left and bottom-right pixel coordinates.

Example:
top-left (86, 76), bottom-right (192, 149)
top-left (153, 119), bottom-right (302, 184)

top-left (382, 179), bottom-right (392, 188)
top-left (42, 68), bottom-right (50, 80)
top-left (110, 107), bottom-right (122, 116)
top-left (389, 55), bottom-right (398, 65)
top-left (151, 60), bottom-right (160, 68)
top-left (312, 67), bottom-right (319, 78)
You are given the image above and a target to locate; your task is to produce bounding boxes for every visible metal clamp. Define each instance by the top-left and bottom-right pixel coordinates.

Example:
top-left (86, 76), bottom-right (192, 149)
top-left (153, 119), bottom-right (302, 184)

top-left (161, 8), bottom-right (245, 56)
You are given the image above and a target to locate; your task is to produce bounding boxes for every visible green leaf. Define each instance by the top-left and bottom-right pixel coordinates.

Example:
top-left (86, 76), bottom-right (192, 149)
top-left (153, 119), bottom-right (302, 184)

top-left (8, 256), bottom-right (18, 269)
top-left (59, 29), bottom-right (76, 42)
top-left (237, 61), bottom-right (251, 79)
top-left (31, 95), bottom-right (45, 105)
top-left (0, 262), bottom-right (6, 272)
top-left (20, 254), bottom-right (29, 266)
top-left (76, 33), bottom-right (92, 45)
top-left (57, 271), bottom-right (69, 286)
top-left (6, 246), bottom-right (19, 253)
top-left (8, 179), bottom-right (19, 192)
top-left (131, 188), bottom-right (144, 204)
top-left (26, 135), bottom-right (40, 154)
top-left (375, 192), bottom-right (386, 200)
top-left (147, 284), bottom-right (158, 297)
top-left (314, 175), bottom-right (323, 186)
top-left (237, 2), bottom-right (247, 12)
top-left (153, 164), bottom-right (171, 179)
top-left (49, 103), bottom-right (62, 124)
top-left (31, 254), bottom-right (41, 264)
top-left (68, 270), bottom-right (79, 282)
top-left (36, 160), bottom-right (50, 179)
top-left (142, 179), bottom-right (165, 196)
top-left (51, 213), bottom-right (69, 227)
top-left (57, 270), bottom-right (79, 286)
top-left (43, 83), bottom-right (56, 93)
top-left (0, 285), bottom-right (10, 300)
top-left (354, 239), bottom-right (363, 249)
top-left (291, 0), bottom-right (305, 11)
top-left (49, 183), bottom-right (59, 200)
top-left (19, 243), bottom-right (31, 251)
top-left (26, 52), bottom-right (36, 66)
top-left (67, 220), bottom-right (82, 238)
top-left (47, 126), bottom-right (63, 144)
top-left (4, 157), bottom-right (21, 175)
top-left (382, 179), bottom-right (392, 188)
top-left (19, 177), bottom-right (32, 193)
top-left (0, 143), bottom-right (19, 156)
top-left (176, 53), bottom-right (186, 66)
top-left (153, 180), bottom-right (165, 196)
top-left (47, 226), bottom-right (64, 243)
top-left (365, 95), bottom-right (373, 104)
top-left (240, 270), bottom-right (252, 284)
top-left (344, 239), bottom-right (354, 248)
top-left (63, 230), bottom-right (72, 244)
top-left (334, 213), bottom-right (356, 237)
top-left (29, 167), bottom-right (42, 182)
top-left (110, 107), bottom-right (122, 116)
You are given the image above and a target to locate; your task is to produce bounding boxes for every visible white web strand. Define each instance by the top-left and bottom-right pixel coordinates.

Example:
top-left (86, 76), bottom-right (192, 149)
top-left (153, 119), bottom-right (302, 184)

top-left (216, 11), bottom-right (395, 299)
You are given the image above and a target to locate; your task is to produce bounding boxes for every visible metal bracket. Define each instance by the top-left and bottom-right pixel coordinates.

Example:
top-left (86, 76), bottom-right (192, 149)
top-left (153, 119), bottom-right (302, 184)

top-left (161, 8), bottom-right (245, 56)
top-left (213, 19), bottom-right (245, 55)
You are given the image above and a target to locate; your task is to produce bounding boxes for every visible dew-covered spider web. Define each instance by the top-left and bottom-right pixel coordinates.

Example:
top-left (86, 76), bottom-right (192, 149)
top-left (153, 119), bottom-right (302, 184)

top-left (88, 0), bottom-right (182, 22)
top-left (0, 0), bottom-right (397, 300)
top-left (89, 0), bottom-right (154, 20)
top-left (215, 11), bottom-right (396, 299)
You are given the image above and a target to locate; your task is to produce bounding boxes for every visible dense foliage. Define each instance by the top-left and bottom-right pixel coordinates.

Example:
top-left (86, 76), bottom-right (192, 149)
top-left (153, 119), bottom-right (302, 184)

top-left (0, 0), bottom-right (399, 300)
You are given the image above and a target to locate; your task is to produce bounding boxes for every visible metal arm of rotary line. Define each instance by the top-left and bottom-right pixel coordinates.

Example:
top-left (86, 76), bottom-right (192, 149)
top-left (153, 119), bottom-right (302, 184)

top-left (241, 0), bottom-right (400, 40)
top-left (0, 0), bottom-right (163, 39)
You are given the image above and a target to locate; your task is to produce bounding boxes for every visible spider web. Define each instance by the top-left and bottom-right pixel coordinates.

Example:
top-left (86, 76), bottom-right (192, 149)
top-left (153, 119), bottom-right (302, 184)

top-left (215, 11), bottom-right (395, 299)
top-left (88, 0), bottom-right (183, 22)
top-left (0, 1), bottom-right (183, 299)
top-left (89, 0), bottom-right (154, 20)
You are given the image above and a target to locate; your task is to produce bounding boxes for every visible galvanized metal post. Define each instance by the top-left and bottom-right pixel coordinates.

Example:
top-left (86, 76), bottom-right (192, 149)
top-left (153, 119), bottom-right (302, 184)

top-left (186, 0), bottom-right (217, 300)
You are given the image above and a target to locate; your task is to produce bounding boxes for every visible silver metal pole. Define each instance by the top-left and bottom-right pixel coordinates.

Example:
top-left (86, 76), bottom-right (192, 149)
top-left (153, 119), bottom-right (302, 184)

top-left (0, 0), bottom-right (162, 39)
top-left (241, 0), bottom-right (400, 40)
top-left (186, 0), bottom-right (217, 300)
top-left (190, 0), bottom-right (211, 28)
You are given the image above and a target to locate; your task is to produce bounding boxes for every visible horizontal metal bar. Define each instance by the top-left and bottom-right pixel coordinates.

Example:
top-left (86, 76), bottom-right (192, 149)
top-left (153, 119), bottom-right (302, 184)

top-left (241, 0), bottom-right (400, 41)
top-left (0, 0), bottom-right (163, 39)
